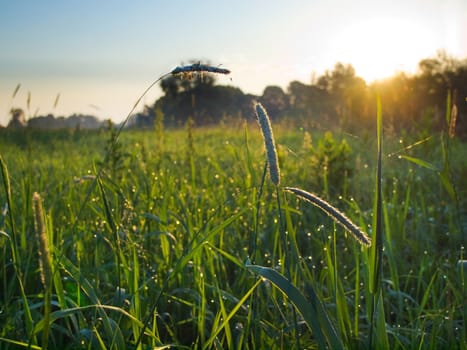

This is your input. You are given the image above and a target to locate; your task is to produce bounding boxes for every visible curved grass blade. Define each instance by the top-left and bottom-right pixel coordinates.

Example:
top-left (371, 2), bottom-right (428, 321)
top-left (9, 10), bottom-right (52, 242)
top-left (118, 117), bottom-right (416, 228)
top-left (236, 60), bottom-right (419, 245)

top-left (245, 261), bottom-right (344, 350)
top-left (57, 254), bottom-right (126, 349)
top-left (203, 278), bottom-right (262, 349)
top-left (0, 337), bottom-right (41, 350)
top-left (135, 209), bottom-right (246, 347)
top-left (0, 155), bottom-right (36, 345)
top-left (33, 304), bottom-right (146, 334)
top-left (399, 155), bottom-right (437, 171)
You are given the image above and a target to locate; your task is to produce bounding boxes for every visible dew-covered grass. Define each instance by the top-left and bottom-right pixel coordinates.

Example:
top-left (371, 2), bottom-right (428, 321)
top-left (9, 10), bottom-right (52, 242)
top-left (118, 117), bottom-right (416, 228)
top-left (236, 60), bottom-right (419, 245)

top-left (0, 120), bottom-right (465, 349)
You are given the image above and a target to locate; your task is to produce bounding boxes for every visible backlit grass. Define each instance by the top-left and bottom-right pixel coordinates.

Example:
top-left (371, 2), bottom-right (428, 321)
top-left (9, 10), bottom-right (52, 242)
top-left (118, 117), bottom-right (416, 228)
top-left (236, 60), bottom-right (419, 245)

top-left (0, 120), bottom-right (465, 349)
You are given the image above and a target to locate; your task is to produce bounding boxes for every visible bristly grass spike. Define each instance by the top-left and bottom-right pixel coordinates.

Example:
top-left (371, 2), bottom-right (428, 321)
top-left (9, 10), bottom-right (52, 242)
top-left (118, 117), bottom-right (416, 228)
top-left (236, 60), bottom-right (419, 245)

top-left (285, 186), bottom-right (372, 246)
top-left (254, 102), bottom-right (280, 186)
top-left (171, 63), bottom-right (231, 76)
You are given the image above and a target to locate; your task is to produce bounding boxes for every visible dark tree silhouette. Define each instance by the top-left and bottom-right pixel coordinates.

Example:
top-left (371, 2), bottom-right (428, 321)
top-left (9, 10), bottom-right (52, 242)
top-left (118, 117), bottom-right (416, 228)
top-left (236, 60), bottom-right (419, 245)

top-left (7, 108), bottom-right (26, 128)
top-left (260, 85), bottom-right (289, 119)
top-left (130, 55), bottom-right (467, 136)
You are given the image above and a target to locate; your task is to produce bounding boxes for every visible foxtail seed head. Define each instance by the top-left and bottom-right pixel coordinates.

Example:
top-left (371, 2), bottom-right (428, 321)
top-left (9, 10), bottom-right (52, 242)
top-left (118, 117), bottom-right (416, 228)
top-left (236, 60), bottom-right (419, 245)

top-left (285, 187), bottom-right (371, 247)
top-left (171, 63), bottom-right (231, 76)
top-left (255, 102), bottom-right (280, 186)
top-left (33, 192), bottom-right (52, 287)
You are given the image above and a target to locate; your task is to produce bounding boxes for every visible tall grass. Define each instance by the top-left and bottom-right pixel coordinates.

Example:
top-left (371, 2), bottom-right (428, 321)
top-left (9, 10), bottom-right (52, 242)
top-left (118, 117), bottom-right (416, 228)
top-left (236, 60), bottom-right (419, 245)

top-left (0, 71), bottom-right (465, 348)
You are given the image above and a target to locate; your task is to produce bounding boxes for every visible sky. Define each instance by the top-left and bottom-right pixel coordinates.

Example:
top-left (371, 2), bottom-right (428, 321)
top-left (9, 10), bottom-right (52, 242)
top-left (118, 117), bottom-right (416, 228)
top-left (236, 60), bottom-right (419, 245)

top-left (1, 0), bottom-right (466, 126)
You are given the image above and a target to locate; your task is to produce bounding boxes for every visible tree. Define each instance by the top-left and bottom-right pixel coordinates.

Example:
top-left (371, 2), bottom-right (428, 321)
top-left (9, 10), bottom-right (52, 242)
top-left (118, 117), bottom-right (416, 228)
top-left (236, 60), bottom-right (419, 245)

top-left (412, 51), bottom-right (467, 134)
top-left (260, 85), bottom-right (289, 118)
top-left (160, 75), bottom-right (182, 98)
top-left (7, 108), bottom-right (26, 128)
top-left (288, 81), bottom-right (312, 114)
top-left (316, 63), bottom-right (368, 128)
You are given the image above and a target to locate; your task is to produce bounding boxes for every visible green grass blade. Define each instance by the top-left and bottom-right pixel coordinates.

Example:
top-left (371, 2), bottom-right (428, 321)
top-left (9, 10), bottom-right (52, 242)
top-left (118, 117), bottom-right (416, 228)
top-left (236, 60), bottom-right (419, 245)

top-left (370, 94), bottom-right (383, 295)
top-left (33, 304), bottom-right (146, 333)
top-left (445, 89), bottom-right (451, 126)
top-left (246, 262), bottom-right (344, 350)
top-left (96, 178), bottom-right (124, 293)
top-left (0, 155), bottom-right (18, 255)
top-left (440, 138), bottom-right (457, 201)
top-left (0, 337), bottom-right (42, 350)
top-left (399, 155), bottom-right (437, 171)
top-left (135, 209), bottom-right (246, 347)
top-left (0, 155), bottom-right (36, 345)
top-left (57, 254), bottom-right (126, 349)
top-left (400, 148), bottom-right (457, 202)
top-left (203, 278), bottom-right (261, 349)
top-left (369, 93), bottom-right (389, 349)
top-left (375, 291), bottom-right (389, 349)
top-left (130, 244), bottom-right (143, 350)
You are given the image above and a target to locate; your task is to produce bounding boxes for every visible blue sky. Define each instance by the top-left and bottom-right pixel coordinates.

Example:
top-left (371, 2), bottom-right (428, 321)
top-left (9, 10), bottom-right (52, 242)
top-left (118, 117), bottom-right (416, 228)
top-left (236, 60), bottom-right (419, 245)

top-left (1, 0), bottom-right (466, 125)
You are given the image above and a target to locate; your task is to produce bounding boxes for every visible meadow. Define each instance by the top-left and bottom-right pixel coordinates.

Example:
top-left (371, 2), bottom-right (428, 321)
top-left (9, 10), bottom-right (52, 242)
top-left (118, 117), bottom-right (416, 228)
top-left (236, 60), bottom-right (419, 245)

top-left (0, 109), bottom-right (465, 349)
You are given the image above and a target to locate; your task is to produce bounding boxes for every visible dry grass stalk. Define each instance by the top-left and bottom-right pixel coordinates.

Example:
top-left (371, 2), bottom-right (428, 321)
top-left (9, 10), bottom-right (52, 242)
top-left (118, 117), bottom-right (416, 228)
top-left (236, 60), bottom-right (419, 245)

top-left (73, 175), bottom-right (97, 184)
top-left (449, 103), bottom-right (457, 138)
top-left (12, 83), bottom-right (21, 98)
top-left (285, 187), bottom-right (371, 246)
top-left (33, 192), bottom-right (52, 287)
top-left (255, 102), bottom-right (280, 186)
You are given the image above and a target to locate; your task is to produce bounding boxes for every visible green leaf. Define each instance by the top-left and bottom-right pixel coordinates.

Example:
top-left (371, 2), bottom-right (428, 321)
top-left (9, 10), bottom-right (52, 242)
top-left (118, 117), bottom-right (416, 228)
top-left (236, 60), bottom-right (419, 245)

top-left (245, 263), bottom-right (344, 350)
top-left (439, 170), bottom-right (456, 200)
top-left (203, 279), bottom-right (261, 349)
top-left (369, 94), bottom-right (389, 349)
top-left (58, 255), bottom-right (126, 349)
top-left (375, 292), bottom-right (390, 349)
top-left (33, 304), bottom-right (145, 334)
top-left (399, 155), bottom-right (438, 171)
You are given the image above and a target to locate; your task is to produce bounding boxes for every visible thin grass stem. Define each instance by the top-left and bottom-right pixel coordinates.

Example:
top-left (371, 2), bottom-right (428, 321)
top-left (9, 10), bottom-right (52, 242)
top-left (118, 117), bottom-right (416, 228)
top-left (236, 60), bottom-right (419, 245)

top-left (0, 155), bottom-right (37, 345)
top-left (251, 162), bottom-right (267, 264)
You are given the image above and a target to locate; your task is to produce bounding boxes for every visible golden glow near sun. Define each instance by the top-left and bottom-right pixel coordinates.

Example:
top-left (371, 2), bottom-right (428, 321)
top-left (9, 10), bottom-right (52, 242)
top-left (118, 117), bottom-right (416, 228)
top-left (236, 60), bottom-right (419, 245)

top-left (333, 17), bottom-right (434, 83)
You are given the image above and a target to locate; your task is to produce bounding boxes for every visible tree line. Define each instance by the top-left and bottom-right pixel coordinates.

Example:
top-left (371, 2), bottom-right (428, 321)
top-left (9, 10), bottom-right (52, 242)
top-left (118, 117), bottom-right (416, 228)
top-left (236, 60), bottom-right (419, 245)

top-left (131, 52), bottom-right (466, 137)
top-left (5, 109), bottom-right (103, 130)
top-left (5, 52), bottom-right (466, 137)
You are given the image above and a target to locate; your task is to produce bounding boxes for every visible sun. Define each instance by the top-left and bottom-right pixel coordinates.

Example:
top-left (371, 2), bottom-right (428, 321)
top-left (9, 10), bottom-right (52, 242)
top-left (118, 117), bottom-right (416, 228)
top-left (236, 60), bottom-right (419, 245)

top-left (332, 17), bottom-right (434, 83)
